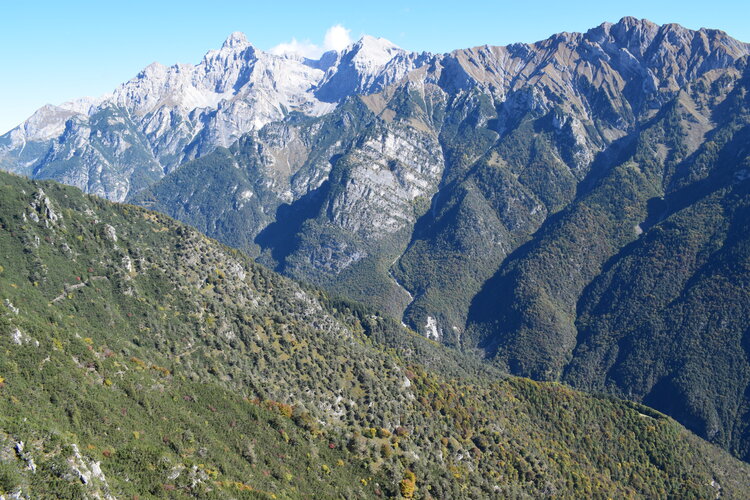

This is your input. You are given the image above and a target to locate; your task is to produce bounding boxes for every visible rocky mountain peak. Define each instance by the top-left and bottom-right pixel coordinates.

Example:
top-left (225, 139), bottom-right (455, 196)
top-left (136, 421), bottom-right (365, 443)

top-left (617, 15), bottom-right (658, 30)
top-left (139, 61), bottom-right (168, 79)
top-left (351, 35), bottom-right (402, 57)
top-left (584, 16), bottom-right (659, 50)
top-left (221, 31), bottom-right (251, 49)
top-left (348, 35), bottom-right (407, 70)
top-left (313, 35), bottom-right (424, 102)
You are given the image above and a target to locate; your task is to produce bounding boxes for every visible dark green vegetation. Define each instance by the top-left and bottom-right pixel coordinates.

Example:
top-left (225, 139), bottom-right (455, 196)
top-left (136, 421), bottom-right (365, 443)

top-left (3, 172), bottom-right (750, 497)
top-left (563, 73), bottom-right (750, 458)
top-left (470, 58), bottom-right (750, 460)
top-left (129, 20), bottom-right (750, 462)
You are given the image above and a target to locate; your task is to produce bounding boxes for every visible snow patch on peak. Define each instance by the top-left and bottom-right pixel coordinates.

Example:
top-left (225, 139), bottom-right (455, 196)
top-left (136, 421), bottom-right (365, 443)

top-left (142, 61), bottom-right (168, 76)
top-left (59, 95), bottom-right (107, 115)
top-left (350, 35), bottom-right (404, 69)
top-left (355, 34), bottom-right (401, 51)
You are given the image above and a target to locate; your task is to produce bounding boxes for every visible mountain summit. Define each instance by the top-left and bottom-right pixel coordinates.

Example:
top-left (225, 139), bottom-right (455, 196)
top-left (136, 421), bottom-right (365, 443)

top-left (221, 30), bottom-right (252, 49)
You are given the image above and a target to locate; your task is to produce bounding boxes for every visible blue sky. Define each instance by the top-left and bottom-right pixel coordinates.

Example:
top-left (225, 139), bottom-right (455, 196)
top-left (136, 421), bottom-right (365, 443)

top-left (1, 0), bottom-right (748, 134)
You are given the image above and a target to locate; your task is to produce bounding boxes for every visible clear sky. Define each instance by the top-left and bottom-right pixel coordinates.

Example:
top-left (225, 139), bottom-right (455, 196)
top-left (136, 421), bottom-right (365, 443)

top-left (1, 0), bottom-right (749, 134)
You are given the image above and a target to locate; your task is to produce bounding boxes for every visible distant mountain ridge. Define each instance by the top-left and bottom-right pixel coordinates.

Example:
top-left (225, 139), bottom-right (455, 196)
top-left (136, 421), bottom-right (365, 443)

top-left (0, 31), bottom-right (430, 201)
top-left (6, 18), bottom-right (748, 204)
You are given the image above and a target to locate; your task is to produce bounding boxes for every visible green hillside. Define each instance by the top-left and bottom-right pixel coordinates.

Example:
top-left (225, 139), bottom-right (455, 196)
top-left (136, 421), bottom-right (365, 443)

top-left (2, 172), bottom-right (750, 497)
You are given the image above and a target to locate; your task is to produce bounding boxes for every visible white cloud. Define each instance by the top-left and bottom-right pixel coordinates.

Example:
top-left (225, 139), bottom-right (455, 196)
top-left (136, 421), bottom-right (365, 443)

top-left (270, 24), bottom-right (353, 59)
top-left (323, 25), bottom-right (352, 52)
top-left (270, 38), bottom-right (321, 59)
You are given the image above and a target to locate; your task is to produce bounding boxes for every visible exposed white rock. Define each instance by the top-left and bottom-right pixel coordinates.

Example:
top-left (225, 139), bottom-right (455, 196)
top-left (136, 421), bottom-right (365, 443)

top-left (4, 299), bottom-right (19, 315)
top-left (425, 316), bottom-right (440, 340)
top-left (67, 443), bottom-right (112, 497)
top-left (14, 441), bottom-right (37, 473)
top-left (225, 262), bottom-right (247, 281)
top-left (103, 224), bottom-right (118, 242)
top-left (10, 327), bottom-right (39, 347)
top-left (27, 189), bottom-right (62, 227)
top-left (122, 255), bottom-right (134, 274)
top-left (10, 328), bottom-right (23, 345)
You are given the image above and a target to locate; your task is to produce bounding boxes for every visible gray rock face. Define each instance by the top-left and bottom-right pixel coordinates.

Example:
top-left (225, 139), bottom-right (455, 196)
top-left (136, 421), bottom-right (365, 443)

top-left (315, 35), bottom-right (433, 102)
top-left (328, 124), bottom-right (444, 237)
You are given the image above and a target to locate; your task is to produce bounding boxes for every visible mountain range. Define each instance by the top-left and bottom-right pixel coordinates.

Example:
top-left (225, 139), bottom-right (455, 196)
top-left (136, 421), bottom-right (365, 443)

top-left (3, 15), bottom-right (750, 469)
top-left (0, 31), bottom-right (429, 202)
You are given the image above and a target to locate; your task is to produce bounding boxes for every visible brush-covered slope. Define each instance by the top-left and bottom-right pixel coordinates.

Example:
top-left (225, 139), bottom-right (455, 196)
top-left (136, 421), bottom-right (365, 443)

top-left (2, 173), bottom-right (750, 498)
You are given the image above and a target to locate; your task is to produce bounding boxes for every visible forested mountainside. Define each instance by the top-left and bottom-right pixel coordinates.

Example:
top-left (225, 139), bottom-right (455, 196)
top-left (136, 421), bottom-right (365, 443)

top-left (4, 16), bottom-right (750, 466)
top-left (3, 172), bottom-right (750, 498)
top-left (468, 51), bottom-right (750, 459)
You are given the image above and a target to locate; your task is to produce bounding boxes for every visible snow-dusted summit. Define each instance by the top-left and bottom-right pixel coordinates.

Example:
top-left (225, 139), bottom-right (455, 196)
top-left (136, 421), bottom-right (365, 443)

top-left (0, 32), bottom-right (429, 201)
top-left (316, 35), bottom-right (432, 101)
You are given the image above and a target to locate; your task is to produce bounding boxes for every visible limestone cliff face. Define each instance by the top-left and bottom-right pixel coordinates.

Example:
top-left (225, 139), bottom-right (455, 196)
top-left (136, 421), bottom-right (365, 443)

top-left (328, 124), bottom-right (444, 237)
